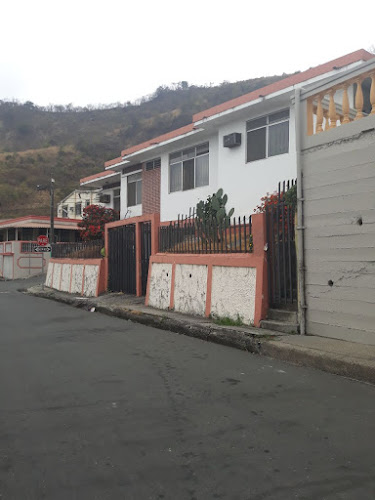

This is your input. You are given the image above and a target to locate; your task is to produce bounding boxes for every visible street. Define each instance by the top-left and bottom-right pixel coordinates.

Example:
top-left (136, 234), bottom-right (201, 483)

top-left (0, 278), bottom-right (374, 500)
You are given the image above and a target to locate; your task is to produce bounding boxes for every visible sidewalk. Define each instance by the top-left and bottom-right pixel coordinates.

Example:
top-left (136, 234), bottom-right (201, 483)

top-left (26, 284), bottom-right (375, 385)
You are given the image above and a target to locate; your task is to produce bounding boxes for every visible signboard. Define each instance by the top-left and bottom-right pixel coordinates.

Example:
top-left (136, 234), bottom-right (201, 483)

top-left (37, 235), bottom-right (49, 246)
top-left (34, 245), bottom-right (52, 253)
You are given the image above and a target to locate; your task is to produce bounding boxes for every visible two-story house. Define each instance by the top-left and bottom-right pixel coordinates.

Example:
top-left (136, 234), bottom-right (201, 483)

top-left (80, 49), bottom-right (374, 221)
top-left (58, 172), bottom-right (121, 219)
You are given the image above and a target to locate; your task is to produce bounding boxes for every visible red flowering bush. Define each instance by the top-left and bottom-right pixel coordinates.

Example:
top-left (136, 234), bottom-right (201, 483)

top-left (254, 192), bottom-right (280, 213)
top-left (78, 205), bottom-right (119, 241)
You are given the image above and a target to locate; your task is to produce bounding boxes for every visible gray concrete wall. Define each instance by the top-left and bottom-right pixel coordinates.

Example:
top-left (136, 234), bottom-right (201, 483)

top-left (301, 115), bottom-right (375, 345)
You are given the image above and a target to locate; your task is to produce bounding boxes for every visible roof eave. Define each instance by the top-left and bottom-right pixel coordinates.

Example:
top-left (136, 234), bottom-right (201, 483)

top-left (117, 128), bottom-right (205, 164)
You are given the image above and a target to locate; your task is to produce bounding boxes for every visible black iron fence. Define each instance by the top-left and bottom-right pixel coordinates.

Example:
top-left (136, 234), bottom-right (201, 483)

top-left (266, 180), bottom-right (297, 307)
top-left (159, 216), bottom-right (253, 254)
top-left (51, 240), bottom-right (104, 259)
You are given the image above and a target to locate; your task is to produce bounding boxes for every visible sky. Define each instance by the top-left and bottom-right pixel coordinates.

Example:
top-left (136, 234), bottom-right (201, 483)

top-left (1, 0), bottom-right (374, 107)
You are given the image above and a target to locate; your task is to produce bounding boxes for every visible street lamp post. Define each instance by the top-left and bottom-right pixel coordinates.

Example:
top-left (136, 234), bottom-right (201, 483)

top-left (37, 174), bottom-right (55, 243)
top-left (50, 177), bottom-right (55, 243)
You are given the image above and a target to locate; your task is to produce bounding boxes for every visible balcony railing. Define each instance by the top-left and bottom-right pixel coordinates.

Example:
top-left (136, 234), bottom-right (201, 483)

top-left (307, 69), bottom-right (375, 135)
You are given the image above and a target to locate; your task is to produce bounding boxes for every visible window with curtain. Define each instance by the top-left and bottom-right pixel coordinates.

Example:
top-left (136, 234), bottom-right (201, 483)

top-left (169, 142), bottom-right (209, 192)
top-left (246, 109), bottom-right (289, 162)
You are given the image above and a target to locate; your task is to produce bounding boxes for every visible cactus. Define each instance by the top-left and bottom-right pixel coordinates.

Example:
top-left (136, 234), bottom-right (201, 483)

top-left (195, 189), bottom-right (235, 246)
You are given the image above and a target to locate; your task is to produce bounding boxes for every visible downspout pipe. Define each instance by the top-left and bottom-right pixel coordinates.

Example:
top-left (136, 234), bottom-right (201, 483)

top-left (294, 88), bottom-right (307, 335)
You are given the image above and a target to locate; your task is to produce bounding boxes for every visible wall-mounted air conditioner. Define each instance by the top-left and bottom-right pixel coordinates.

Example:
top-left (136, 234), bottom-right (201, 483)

top-left (99, 194), bottom-right (111, 204)
top-left (223, 132), bottom-right (241, 148)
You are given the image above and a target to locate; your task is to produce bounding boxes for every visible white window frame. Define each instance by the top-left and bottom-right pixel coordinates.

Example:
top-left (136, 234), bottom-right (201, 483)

top-left (246, 109), bottom-right (289, 163)
top-left (169, 142), bottom-right (209, 193)
top-left (127, 172), bottom-right (142, 207)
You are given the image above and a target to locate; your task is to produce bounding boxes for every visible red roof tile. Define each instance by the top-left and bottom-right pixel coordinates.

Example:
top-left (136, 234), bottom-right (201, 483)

top-left (80, 170), bottom-right (117, 185)
top-left (193, 49), bottom-right (374, 122)
top-left (104, 156), bottom-right (124, 168)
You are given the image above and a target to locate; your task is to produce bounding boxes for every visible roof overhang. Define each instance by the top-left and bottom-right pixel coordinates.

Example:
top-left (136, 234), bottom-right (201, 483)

top-left (80, 171), bottom-right (121, 187)
top-left (106, 127), bottom-right (206, 169)
top-left (0, 216), bottom-right (80, 230)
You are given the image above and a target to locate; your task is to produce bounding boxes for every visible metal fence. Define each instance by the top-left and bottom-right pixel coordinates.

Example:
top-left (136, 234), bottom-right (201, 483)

top-left (21, 241), bottom-right (37, 252)
top-left (51, 240), bottom-right (104, 259)
top-left (159, 216), bottom-right (253, 254)
top-left (266, 180), bottom-right (297, 307)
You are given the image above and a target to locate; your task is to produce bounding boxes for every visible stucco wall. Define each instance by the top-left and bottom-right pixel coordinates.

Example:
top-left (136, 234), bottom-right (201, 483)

top-left (174, 264), bottom-right (208, 316)
top-left (301, 115), bottom-right (375, 345)
top-left (211, 266), bottom-right (256, 324)
top-left (146, 252), bottom-right (266, 326)
top-left (0, 241), bottom-right (48, 280)
top-left (148, 262), bottom-right (172, 310)
top-left (45, 259), bottom-right (105, 297)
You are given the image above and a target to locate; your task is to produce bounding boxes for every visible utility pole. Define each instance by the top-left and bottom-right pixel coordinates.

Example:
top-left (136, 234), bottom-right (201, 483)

top-left (37, 171), bottom-right (55, 244)
top-left (50, 177), bottom-right (55, 243)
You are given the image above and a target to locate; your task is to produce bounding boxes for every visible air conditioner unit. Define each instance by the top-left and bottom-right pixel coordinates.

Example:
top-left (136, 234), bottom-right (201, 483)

top-left (99, 194), bottom-right (111, 204)
top-left (223, 132), bottom-right (241, 148)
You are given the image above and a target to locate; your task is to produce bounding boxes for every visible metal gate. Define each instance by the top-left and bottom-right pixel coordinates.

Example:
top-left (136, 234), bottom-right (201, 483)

top-left (108, 224), bottom-right (136, 294)
top-left (141, 222), bottom-right (152, 295)
top-left (266, 181), bottom-right (297, 308)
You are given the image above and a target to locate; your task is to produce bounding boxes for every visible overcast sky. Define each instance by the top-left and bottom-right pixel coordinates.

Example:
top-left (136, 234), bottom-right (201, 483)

top-left (1, 0), bottom-right (373, 107)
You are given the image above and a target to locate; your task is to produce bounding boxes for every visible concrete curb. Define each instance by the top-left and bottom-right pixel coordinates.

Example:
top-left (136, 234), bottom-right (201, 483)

top-left (261, 340), bottom-right (375, 385)
top-left (25, 286), bottom-right (375, 385)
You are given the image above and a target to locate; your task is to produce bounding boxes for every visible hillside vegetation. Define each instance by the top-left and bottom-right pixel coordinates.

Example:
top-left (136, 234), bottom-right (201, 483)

top-left (0, 73), bottom-right (292, 217)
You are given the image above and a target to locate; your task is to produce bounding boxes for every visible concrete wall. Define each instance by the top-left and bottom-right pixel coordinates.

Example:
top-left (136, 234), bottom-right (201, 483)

top-left (159, 107), bottom-right (297, 222)
top-left (216, 108), bottom-right (296, 217)
top-left (146, 214), bottom-right (268, 326)
top-left (147, 254), bottom-right (260, 325)
top-left (0, 241), bottom-right (49, 280)
top-left (45, 258), bottom-right (106, 297)
top-left (160, 134), bottom-right (219, 222)
top-left (301, 115), bottom-right (375, 345)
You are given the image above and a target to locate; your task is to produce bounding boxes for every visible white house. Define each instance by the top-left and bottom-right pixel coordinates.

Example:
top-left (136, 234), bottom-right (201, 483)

top-left (61, 171), bottom-right (121, 219)
top-left (80, 49), bottom-right (374, 221)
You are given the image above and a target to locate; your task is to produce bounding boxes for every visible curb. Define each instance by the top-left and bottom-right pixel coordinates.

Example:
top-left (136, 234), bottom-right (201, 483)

top-left (261, 340), bottom-right (375, 385)
top-left (25, 287), bottom-right (264, 354)
top-left (25, 287), bottom-right (375, 385)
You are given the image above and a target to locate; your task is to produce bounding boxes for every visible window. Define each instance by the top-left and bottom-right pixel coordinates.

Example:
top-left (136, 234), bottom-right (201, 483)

top-left (127, 172), bottom-right (142, 207)
top-left (113, 188), bottom-right (120, 213)
top-left (62, 205), bottom-right (68, 217)
top-left (75, 202), bottom-right (82, 216)
top-left (246, 109), bottom-right (289, 163)
top-left (169, 142), bottom-right (209, 192)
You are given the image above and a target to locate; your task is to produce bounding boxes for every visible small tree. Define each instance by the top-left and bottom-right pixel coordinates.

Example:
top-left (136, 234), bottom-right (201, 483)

top-left (78, 204), bottom-right (119, 241)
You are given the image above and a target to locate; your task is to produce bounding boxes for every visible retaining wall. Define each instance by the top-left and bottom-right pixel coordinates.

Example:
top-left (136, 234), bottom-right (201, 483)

top-left (146, 214), bottom-right (268, 326)
top-left (45, 258), bottom-right (106, 297)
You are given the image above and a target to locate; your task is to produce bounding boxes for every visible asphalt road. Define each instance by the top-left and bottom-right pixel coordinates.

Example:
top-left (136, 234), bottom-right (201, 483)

top-left (0, 278), bottom-right (374, 500)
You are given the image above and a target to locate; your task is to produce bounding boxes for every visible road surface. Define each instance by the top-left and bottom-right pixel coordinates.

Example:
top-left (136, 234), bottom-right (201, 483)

top-left (0, 277), bottom-right (374, 499)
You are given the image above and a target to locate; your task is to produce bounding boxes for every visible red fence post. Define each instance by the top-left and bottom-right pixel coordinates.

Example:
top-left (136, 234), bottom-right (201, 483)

top-left (251, 213), bottom-right (269, 325)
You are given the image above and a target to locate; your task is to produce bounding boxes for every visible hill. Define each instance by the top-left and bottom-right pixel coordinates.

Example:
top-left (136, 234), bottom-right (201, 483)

top-left (0, 74), bottom-right (293, 217)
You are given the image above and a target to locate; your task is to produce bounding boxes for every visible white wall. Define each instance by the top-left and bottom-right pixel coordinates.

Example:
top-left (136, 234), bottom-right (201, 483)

top-left (160, 135), bottom-right (219, 222)
top-left (159, 107), bottom-right (296, 222)
top-left (217, 107), bottom-right (297, 217)
top-left (120, 171), bottom-right (142, 219)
